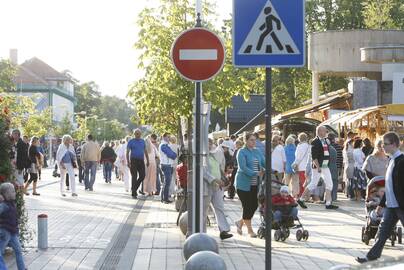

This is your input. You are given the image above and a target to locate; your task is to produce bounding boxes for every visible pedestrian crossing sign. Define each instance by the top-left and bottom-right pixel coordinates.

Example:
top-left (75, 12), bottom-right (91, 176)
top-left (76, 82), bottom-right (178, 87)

top-left (233, 0), bottom-right (305, 67)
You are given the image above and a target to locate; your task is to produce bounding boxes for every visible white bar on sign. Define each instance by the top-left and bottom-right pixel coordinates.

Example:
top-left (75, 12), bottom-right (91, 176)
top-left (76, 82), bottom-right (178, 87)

top-left (179, 49), bottom-right (217, 60)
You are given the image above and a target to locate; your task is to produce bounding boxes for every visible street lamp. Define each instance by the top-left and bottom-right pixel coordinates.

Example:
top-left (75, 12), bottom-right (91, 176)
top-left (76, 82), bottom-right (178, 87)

top-left (99, 118), bottom-right (107, 141)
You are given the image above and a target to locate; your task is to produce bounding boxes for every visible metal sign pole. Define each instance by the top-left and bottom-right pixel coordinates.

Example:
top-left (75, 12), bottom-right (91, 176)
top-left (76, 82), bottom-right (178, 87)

top-left (265, 67), bottom-right (272, 270)
top-left (193, 5), bottom-right (203, 233)
top-left (194, 81), bottom-right (202, 233)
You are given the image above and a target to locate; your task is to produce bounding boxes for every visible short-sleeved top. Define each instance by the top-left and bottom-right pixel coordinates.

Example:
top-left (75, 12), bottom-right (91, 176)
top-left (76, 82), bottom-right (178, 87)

top-left (127, 138), bottom-right (146, 159)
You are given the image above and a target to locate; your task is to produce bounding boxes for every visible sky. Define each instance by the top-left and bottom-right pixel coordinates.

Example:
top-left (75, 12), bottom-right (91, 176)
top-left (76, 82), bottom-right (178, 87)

top-left (0, 0), bottom-right (232, 99)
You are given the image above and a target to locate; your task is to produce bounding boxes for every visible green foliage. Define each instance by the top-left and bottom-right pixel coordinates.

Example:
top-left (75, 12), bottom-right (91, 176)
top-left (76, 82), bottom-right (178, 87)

top-left (363, 0), bottom-right (404, 29)
top-left (23, 108), bottom-right (52, 138)
top-left (74, 82), bottom-right (102, 115)
top-left (74, 81), bottom-right (134, 136)
top-left (72, 116), bottom-right (89, 141)
top-left (0, 60), bottom-right (16, 93)
top-left (129, 0), bottom-right (257, 133)
top-left (54, 113), bottom-right (74, 137)
top-left (0, 103), bottom-right (32, 247)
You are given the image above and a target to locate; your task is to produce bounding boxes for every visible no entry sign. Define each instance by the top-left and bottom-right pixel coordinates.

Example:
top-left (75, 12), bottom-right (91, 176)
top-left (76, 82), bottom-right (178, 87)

top-left (171, 28), bottom-right (225, 82)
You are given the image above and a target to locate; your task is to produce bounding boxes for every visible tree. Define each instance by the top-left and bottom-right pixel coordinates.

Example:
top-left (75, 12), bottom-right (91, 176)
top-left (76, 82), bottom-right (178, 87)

top-left (54, 113), bottom-right (73, 137)
top-left (129, 0), bottom-right (266, 133)
top-left (0, 60), bottom-right (16, 92)
top-left (74, 82), bottom-right (102, 115)
top-left (23, 108), bottom-right (52, 138)
top-left (363, 0), bottom-right (404, 29)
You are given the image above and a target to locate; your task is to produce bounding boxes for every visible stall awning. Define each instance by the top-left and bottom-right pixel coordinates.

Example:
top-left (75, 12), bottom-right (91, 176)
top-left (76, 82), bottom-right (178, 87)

top-left (322, 104), bottom-right (404, 127)
top-left (234, 90), bottom-right (351, 135)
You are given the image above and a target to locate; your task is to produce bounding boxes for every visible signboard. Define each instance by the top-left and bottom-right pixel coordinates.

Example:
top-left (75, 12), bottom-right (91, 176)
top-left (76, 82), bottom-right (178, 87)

top-left (233, 0), bottom-right (305, 67)
top-left (171, 28), bottom-right (225, 81)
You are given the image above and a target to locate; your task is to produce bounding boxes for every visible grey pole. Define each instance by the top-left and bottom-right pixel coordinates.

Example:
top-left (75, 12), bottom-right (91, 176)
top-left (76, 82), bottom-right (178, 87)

top-left (37, 214), bottom-right (48, 249)
top-left (193, 13), bottom-right (203, 233)
top-left (265, 67), bottom-right (272, 270)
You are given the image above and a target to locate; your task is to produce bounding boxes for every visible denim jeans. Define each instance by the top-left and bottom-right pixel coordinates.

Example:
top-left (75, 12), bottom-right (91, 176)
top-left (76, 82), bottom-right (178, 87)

top-left (367, 207), bottom-right (404, 259)
top-left (0, 255), bottom-right (5, 270)
top-left (84, 161), bottom-right (97, 190)
top-left (273, 207), bottom-right (298, 223)
top-left (104, 162), bottom-right (113, 181)
top-left (0, 228), bottom-right (25, 270)
top-left (161, 164), bottom-right (173, 202)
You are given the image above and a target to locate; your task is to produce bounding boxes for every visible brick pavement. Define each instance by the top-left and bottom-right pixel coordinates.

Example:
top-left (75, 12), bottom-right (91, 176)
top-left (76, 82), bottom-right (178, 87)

top-left (4, 168), bottom-right (404, 269)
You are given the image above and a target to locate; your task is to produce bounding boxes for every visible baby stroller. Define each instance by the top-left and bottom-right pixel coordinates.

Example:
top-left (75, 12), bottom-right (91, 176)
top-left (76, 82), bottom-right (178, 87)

top-left (257, 174), bottom-right (309, 242)
top-left (361, 176), bottom-right (402, 246)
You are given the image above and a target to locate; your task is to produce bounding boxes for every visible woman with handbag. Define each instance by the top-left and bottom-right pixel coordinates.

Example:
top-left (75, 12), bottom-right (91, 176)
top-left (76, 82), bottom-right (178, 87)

top-left (57, 135), bottom-right (78, 197)
top-left (24, 136), bottom-right (41, 196)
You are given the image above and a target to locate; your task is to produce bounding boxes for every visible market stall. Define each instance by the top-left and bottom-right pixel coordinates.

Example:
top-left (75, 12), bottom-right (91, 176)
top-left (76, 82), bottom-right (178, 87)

top-left (322, 104), bottom-right (404, 141)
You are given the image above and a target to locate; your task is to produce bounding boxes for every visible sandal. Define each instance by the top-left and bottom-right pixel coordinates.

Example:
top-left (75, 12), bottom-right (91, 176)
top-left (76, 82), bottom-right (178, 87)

top-left (235, 220), bottom-right (243, 235)
top-left (248, 232), bottom-right (257, 238)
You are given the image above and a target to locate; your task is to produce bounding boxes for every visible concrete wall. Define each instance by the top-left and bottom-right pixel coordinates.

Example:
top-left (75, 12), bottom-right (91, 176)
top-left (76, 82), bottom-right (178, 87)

top-left (382, 63), bottom-right (404, 81)
top-left (393, 73), bottom-right (404, 104)
top-left (352, 80), bottom-right (379, 109)
top-left (308, 30), bottom-right (404, 78)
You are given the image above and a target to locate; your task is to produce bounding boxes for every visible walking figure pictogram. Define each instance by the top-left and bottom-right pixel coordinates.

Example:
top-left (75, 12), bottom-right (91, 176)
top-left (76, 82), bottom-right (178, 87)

top-left (256, 6), bottom-right (283, 51)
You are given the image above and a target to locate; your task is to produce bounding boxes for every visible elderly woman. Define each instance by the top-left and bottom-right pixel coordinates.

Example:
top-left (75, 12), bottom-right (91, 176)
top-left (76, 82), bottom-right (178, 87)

top-left (293, 132), bottom-right (310, 197)
top-left (271, 135), bottom-right (286, 180)
top-left (343, 139), bottom-right (355, 199)
top-left (235, 133), bottom-right (265, 238)
top-left (362, 138), bottom-right (389, 180)
top-left (283, 135), bottom-right (299, 197)
top-left (57, 135), bottom-right (78, 197)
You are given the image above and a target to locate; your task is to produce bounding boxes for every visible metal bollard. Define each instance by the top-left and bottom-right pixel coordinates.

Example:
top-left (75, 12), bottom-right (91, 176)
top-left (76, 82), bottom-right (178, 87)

top-left (37, 214), bottom-right (48, 249)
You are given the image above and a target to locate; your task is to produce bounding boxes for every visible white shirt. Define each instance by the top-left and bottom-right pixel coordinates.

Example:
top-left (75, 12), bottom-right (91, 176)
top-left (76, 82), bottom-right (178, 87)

top-left (272, 144), bottom-right (286, 173)
top-left (353, 148), bottom-right (365, 168)
top-left (294, 142), bottom-right (310, 172)
top-left (386, 150), bottom-right (402, 208)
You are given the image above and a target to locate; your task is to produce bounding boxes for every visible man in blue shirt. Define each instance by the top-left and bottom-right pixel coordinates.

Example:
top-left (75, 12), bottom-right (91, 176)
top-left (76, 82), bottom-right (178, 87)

top-left (126, 129), bottom-right (149, 199)
top-left (357, 132), bottom-right (404, 263)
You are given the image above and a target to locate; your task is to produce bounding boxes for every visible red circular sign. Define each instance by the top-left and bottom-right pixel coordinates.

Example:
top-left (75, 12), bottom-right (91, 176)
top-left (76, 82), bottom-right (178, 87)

top-left (171, 28), bottom-right (225, 82)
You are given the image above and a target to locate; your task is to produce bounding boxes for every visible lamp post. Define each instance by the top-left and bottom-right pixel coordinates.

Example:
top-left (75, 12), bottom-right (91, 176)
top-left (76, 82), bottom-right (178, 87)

top-left (99, 118), bottom-right (107, 141)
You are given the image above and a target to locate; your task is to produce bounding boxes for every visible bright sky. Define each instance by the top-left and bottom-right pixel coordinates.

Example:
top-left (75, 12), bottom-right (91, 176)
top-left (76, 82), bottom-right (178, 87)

top-left (0, 0), bottom-right (232, 99)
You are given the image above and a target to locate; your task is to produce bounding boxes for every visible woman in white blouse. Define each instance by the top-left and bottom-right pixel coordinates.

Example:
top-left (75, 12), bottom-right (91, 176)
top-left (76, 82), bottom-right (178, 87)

top-left (271, 135), bottom-right (286, 180)
top-left (293, 133), bottom-right (310, 197)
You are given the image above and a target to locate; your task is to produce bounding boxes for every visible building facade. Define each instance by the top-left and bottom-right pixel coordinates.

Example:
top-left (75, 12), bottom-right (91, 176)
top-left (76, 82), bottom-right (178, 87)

top-left (10, 50), bottom-right (75, 123)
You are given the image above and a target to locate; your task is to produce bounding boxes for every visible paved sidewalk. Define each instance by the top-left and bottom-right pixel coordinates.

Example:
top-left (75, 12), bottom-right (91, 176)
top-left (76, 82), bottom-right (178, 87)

top-left (4, 168), bottom-right (404, 269)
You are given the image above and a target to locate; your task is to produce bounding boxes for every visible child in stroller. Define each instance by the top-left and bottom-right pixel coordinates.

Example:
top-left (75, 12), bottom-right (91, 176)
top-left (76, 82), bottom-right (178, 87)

top-left (257, 180), bottom-right (308, 241)
top-left (361, 176), bottom-right (402, 245)
top-left (366, 186), bottom-right (385, 225)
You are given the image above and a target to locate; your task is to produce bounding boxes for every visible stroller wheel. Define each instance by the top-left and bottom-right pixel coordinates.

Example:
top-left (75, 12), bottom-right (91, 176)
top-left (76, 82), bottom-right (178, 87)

top-left (296, 229), bottom-right (303, 241)
top-left (274, 230), bottom-right (281, 241)
top-left (302, 230), bottom-right (309, 241)
top-left (257, 227), bottom-right (265, 239)
top-left (281, 234), bottom-right (287, 242)
top-left (397, 227), bottom-right (402, 244)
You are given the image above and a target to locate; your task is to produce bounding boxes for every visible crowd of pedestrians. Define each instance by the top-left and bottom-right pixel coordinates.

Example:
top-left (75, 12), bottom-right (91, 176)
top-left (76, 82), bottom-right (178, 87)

top-left (2, 125), bottom-right (404, 268)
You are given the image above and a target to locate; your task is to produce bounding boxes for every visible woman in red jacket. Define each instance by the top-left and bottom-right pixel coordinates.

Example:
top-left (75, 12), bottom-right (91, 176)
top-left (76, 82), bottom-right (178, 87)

top-left (272, 186), bottom-right (298, 225)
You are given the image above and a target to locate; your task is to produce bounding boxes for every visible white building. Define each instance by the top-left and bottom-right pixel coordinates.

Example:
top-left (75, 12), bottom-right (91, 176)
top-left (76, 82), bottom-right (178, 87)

top-left (11, 50), bottom-right (75, 122)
